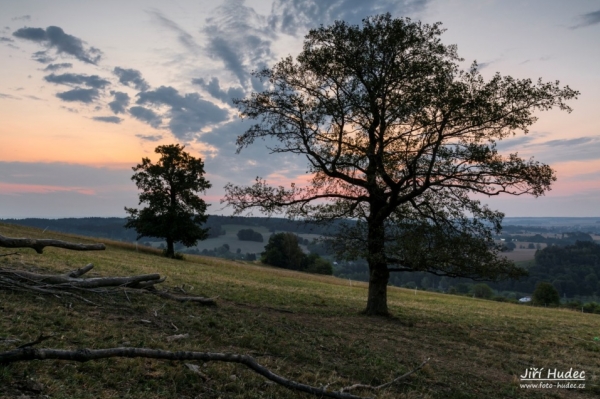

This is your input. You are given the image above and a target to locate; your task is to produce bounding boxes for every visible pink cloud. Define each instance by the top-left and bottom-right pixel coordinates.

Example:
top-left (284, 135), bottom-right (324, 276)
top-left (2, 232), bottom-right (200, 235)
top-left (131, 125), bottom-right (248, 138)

top-left (0, 182), bottom-right (96, 196)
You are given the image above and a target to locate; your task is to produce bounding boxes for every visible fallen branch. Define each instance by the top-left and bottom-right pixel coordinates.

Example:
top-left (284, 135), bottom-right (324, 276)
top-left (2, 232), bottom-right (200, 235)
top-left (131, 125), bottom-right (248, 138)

top-left (0, 347), bottom-right (375, 399)
top-left (0, 264), bottom-right (215, 306)
top-left (340, 358), bottom-right (431, 393)
top-left (0, 267), bottom-right (162, 289)
top-left (148, 288), bottom-right (217, 305)
top-left (17, 333), bottom-right (54, 349)
top-left (0, 233), bottom-right (105, 254)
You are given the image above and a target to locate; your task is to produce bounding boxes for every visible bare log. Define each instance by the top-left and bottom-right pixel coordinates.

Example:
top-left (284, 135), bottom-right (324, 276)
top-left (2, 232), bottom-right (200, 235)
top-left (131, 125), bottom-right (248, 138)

top-left (0, 347), bottom-right (372, 399)
top-left (0, 264), bottom-right (215, 305)
top-left (0, 234), bottom-right (105, 254)
top-left (0, 268), bottom-right (162, 289)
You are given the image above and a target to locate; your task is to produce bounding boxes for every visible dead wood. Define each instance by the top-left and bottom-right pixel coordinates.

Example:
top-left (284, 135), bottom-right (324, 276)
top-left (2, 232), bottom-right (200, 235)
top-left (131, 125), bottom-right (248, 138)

top-left (0, 347), bottom-right (374, 399)
top-left (0, 233), bottom-right (105, 254)
top-left (17, 333), bottom-right (54, 349)
top-left (340, 358), bottom-right (430, 393)
top-left (147, 288), bottom-right (217, 305)
top-left (0, 264), bottom-right (215, 306)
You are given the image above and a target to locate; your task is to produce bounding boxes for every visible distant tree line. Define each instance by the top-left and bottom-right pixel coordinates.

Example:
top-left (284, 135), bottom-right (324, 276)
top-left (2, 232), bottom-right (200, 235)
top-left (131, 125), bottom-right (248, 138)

top-left (496, 232), bottom-right (594, 246)
top-left (0, 218), bottom-right (139, 241)
top-left (237, 228), bottom-right (263, 242)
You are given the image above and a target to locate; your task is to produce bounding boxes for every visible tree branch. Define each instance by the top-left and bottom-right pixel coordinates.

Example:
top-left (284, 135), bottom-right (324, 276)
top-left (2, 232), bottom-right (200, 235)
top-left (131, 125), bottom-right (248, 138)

top-left (0, 347), bottom-right (373, 399)
top-left (0, 234), bottom-right (105, 254)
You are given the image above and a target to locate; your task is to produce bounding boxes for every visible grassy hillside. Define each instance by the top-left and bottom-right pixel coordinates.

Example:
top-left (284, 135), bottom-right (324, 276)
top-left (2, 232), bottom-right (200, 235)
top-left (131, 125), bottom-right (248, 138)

top-left (1, 222), bottom-right (599, 399)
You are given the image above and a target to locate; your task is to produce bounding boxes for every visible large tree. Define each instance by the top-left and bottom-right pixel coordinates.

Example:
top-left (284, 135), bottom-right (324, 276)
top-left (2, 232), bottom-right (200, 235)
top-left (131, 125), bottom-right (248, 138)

top-left (125, 144), bottom-right (211, 258)
top-left (224, 14), bottom-right (578, 315)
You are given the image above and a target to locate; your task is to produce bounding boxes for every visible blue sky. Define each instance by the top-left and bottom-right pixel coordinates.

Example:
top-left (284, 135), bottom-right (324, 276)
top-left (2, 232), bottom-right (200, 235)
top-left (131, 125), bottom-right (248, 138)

top-left (1, 0), bottom-right (599, 218)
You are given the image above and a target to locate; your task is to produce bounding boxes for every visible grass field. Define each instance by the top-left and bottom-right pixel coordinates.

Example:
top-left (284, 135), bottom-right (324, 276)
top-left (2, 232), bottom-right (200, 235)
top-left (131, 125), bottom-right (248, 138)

top-left (1, 222), bottom-right (599, 398)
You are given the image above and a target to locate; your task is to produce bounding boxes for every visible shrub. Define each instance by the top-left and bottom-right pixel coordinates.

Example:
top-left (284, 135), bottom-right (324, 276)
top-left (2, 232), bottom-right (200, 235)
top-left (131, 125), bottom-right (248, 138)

top-left (262, 233), bottom-right (332, 274)
top-left (532, 282), bottom-right (560, 306)
top-left (305, 257), bottom-right (333, 275)
top-left (472, 283), bottom-right (493, 299)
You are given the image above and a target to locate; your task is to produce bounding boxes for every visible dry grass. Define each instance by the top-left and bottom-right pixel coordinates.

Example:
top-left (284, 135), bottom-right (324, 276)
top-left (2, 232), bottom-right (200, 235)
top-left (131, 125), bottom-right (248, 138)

top-left (1, 222), bottom-right (599, 399)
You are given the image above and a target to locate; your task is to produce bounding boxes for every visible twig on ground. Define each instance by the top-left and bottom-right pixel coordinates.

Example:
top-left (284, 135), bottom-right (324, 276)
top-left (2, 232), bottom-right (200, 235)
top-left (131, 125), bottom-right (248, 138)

top-left (17, 333), bottom-right (54, 349)
top-left (569, 335), bottom-right (598, 345)
top-left (340, 358), bottom-right (431, 393)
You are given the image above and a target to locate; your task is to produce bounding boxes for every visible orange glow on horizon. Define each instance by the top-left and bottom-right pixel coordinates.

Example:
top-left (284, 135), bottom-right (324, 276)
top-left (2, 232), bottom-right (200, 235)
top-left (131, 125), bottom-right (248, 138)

top-left (0, 182), bottom-right (96, 195)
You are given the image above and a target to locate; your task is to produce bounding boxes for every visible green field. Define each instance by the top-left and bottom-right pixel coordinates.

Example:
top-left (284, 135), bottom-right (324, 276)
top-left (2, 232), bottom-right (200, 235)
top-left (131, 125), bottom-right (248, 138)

top-left (1, 222), bottom-right (599, 398)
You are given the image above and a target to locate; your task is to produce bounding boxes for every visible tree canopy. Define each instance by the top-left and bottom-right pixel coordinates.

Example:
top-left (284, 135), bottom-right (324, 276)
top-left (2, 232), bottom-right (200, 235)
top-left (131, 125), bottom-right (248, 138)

top-left (125, 144), bottom-right (211, 258)
top-left (262, 232), bottom-right (333, 275)
top-left (224, 14), bottom-right (578, 315)
top-left (532, 282), bottom-right (560, 307)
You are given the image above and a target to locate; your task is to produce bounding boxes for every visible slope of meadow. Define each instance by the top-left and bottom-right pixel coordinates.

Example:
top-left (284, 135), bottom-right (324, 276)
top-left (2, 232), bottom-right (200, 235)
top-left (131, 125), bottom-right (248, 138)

top-left (1, 222), bottom-right (599, 399)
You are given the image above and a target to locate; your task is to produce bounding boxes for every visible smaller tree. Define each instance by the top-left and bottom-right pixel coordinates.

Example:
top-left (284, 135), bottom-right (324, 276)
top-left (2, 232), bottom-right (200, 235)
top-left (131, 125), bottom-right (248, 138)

top-left (262, 232), bottom-right (306, 270)
top-left (502, 242), bottom-right (516, 252)
top-left (125, 144), bottom-right (211, 258)
top-left (262, 233), bottom-right (332, 274)
top-left (472, 283), bottom-right (494, 299)
top-left (304, 253), bottom-right (334, 275)
top-left (532, 282), bottom-right (560, 306)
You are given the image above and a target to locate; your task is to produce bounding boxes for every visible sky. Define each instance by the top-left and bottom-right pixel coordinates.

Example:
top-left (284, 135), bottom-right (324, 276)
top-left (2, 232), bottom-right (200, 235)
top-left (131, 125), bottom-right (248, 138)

top-left (1, 0), bottom-right (599, 218)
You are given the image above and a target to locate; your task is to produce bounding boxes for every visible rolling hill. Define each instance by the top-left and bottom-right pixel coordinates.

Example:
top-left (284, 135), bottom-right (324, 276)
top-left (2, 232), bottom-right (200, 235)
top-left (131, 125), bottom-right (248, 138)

top-left (1, 222), bottom-right (599, 398)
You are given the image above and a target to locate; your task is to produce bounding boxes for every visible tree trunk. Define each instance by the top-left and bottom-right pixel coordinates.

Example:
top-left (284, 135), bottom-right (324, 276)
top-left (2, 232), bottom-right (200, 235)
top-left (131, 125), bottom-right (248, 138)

top-left (364, 219), bottom-right (390, 316)
top-left (166, 237), bottom-right (174, 258)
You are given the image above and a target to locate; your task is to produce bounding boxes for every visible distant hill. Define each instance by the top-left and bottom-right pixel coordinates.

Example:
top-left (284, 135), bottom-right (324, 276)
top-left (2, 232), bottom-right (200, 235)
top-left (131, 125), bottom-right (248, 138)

top-left (0, 215), bottom-right (343, 242)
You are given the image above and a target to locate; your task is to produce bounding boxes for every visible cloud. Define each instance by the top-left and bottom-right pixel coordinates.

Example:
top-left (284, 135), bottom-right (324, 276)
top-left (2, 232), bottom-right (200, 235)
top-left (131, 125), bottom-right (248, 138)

top-left (92, 116), bottom-right (122, 124)
top-left (43, 63), bottom-right (72, 71)
top-left (12, 26), bottom-right (102, 64)
top-left (571, 9), bottom-right (600, 29)
top-left (198, 118), bottom-right (307, 191)
top-left (108, 91), bottom-right (130, 114)
top-left (135, 134), bottom-right (163, 142)
top-left (32, 50), bottom-right (54, 63)
top-left (203, 0), bottom-right (275, 87)
top-left (56, 88), bottom-right (99, 103)
top-left (268, 0), bottom-right (429, 35)
top-left (129, 106), bottom-right (162, 128)
top-left (135, 86), bottom-right (229, 139)
top-left (0, 93), bottom-right (20, 100)
top-left (542, 137), bottom-right (595, 147)
top-left (147, 9), bottom-right (200, 52)
top-left (0, 37), bottom-right (14, 42)
top-left (0, 161), bottom-right (132, 188)
top-left (498, 135), bottom-right (600, 164)
top-left (520, 56), bottom-right (552, 65)
top-left (11, 15), bottom-right (31, 21)
top-left (0, 161), bottom-right (136, 218)
top-left (192, 77), bottom-right (245, 105)
top-left (113, 67), bottom-right (149, 91)
top-left (494, 135), bottom-right (539, 152)
top-left (44, 73), bottom-right (110, 89)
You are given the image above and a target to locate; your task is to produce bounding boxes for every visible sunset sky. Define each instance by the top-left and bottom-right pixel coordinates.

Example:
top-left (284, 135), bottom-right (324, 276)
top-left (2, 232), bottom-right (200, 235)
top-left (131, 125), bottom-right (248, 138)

top-left (1, 0), bottom-right (599, 218)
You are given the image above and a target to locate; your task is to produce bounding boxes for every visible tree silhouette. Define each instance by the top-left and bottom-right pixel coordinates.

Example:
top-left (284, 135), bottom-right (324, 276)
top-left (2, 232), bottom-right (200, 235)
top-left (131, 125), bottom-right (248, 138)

top-left (125, 144), bottom-right (211, 258)
top-left (224, 14), bottom-right (578, 315)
